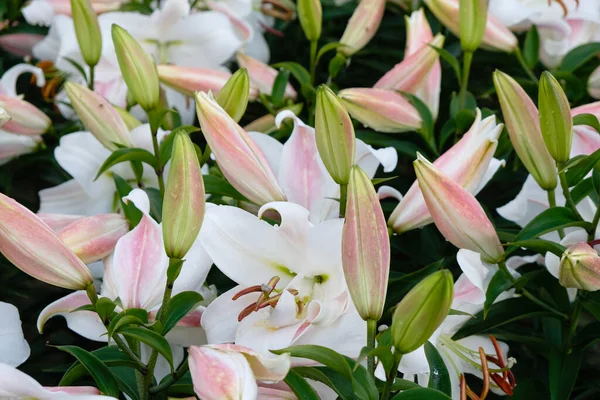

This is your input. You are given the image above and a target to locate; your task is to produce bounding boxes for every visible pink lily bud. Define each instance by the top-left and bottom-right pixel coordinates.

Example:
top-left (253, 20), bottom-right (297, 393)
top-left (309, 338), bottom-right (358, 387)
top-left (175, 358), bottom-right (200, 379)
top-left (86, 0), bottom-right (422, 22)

top-left (389, 109), bottom-right (503, 233)
top-left (493, 70), bottom-right (557, 190)
top-left (404, 8), bottom-right (442, 119)
top-left (188, 344), bottom-right (291, 400)
top-left (424, 0), bottom-right (517, 52)
top-left (588, 65), bottom-right (600, 99)
top-left (64, 81), bottom-right (133, 150)
top-left (0, 96), bottom-right (50, 136)
top-left (236, 53), bottom-right (296, 100)
top-left (414, 153), bottom-right (504, 263)
top-left (195, 91), bottom-right (286, 205)
top-left (157, 65), bottom-right (258, 99)
top-left (374, 34), bottom-right (445, 94)
top-left (342, 165), bottom-right (390, 321)
top-left (559, 243), bottom-right (600, 291)
top-left (338, 88), bottom-right (422, 133)
top-left (0, 33), bottom-right (44, 57)
top-left (339, 0), bottom-right (386, 56)
top-left (0, 192), bottom-right (93, 289)
top-left (52, 214), bottom-right (129, 264)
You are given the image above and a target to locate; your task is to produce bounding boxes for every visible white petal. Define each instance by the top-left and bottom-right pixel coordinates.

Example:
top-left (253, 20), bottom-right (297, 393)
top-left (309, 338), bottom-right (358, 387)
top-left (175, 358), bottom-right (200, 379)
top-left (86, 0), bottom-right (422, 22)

top-left (22, 0), bottom-right (55, 26)
top-left (0, 64), bottom-right (45, 97)
top-left (248, 131), bottom-right (284, 174)
top-left (456, 249), bottom-right (490, 293)
top-left (123, 188), bottom-right (151, 214)
top-left (0, 302), bottom-right (30, 367)
top-left (38, 180), bottom-right (115, 215)
top-left (377, 185), bottom-right (403, 202)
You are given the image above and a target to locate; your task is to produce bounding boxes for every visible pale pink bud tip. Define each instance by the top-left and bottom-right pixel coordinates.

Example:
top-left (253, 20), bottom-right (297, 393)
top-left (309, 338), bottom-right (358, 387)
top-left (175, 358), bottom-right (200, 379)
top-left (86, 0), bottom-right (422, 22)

top-left (559, 243), bottom-right (600, 291)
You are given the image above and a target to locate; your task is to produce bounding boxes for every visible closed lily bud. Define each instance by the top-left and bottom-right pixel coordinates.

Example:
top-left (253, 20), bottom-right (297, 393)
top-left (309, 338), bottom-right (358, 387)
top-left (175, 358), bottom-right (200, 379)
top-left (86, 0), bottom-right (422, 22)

top-left (236, 53), bottom-right (296, 100)
top-left (415, 153), bottom-right (504, 263)
top-left (53, 214), bottom-right (129, 264)
top-left (298, 0), bottom-right (322, 41)
top-left (338, 88), bottom-right (422, 133)
top-left (0, 107), bottom-right (9, 128)
top-left (114, 106), bottom-right (142, 130)
top-left (315, 85), bottom-right (356, 185)
top-left (0, 96), bottom-right (50, 135)
top-left (459, 0), bottom-right (487, 52)
top-left (389, 109), bottom-right (502, 233)
top-left (112, 24), bottom-right (160, 111)
top-left (65, 81), bottom-right (132, 150)
top-left (162, 131), bottom-right (206, 259)
top-left (424, 0), bottom-right (517, 53)
top-left (70, 0), bottom-right (102, 67)
top-left (493, 70), bottom-right (557, 190)
top-left (339, 0), bottom-right (386, 56)
top-left (539, 71), bottom-right (572, 163)
top-left (0, 192), bottom-right (93, 290)
top-left (559, 243), bottom-right (600, 291)
top-left (391, 270), bottom-right (453, 354)
top-left (343, 165), bottom-right (390, 321)
top-left (157, 65), bottom-right (252, 99)
top-left (195, 91), bottom-right (285, 205)
top-left (215, 68), bottom-right (250, 123)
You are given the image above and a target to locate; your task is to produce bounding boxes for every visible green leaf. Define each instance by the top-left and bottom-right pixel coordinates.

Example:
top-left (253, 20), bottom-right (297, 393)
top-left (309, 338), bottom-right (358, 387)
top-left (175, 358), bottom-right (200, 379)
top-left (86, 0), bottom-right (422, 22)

top-left (573, 113), bottom-right (600, 132)
top-left (507, 239), bottom-right (567, 257)
top-left (272, 345), bottom-right (353, 382)
top-left (159, 125), bottom-right (200, 166)
top-left (107, 314), bottom-right (146, 338)
top-left (448, 309), bottom-right (475, 318)
top-left (559, 42), bottom-right (600, 72)
top-left (372, 176), bottom-right (398, 185)
top-left (203, 174), bottom-right (247, 200)
top-left (453, 297), bottom-right (554, 340)
top-left (549, 348), bottom-right (581, 400)
top-left (430, 45), bottom-right (461, 83)
top-left (344, 356), bottom-right (378, 400)
top-left (284, 369), bottom-right (320, 400)
top-left (424, 342), bottom-right (451, 396)
top-left (401, 92), bottom-right (435, 148)
top-left (385, 261), bottom-right (443, 308)
top-left (271, 69), bottom-right (291, 107)
top-left (511, 207), bottom-right (592, 244)
top-left (523, 26), bottom-right (539, 68)
top-left (566, 148), bottom-right (600, 186)
top-left (117, 326), bottom-right (174, 370)
top-left (574, 321), bottom-right (600, 349)
top-left (271, 62), bottom-right (311, 87)
top-left (571, 177), bottom-right (595, 205)
top-left (95, 148), bottom-right (157, 180)
top-left (95, 297), bottom-right (116, 322)
top-left (56, 345), bottom-right (120, 397)
top-left (315, 42), bottom-right (347, 64)
top-left (391, 388), bottom-right (452, 400)
top-left (162, 291), bottom-right (204, 334)
top-left (580, 292), bottom-right (600, 320)
top-left (114, 174), bottom-right (143, 229)
top-left (391, 379), bottom-right (421, 391)
top-left (145, 187), bottom-right (163, 222)
top-left (294, 366), bottom-right (354, 400)
top-left (59, 345), bottom-right (139, 386)
top-left (484, 269), bottom-right (515, 318)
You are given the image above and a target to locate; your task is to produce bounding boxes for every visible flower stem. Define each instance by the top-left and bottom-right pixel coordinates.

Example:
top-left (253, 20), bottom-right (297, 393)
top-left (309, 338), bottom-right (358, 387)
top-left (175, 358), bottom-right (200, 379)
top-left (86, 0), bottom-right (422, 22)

top-left (565, 296), bottom-right (582, 352)
top-left (367, 319), bottom-right (377, 375)
top-left (310, 40), bottom-right (318, 85)
top-left (590, 207), bottom-right (600, 241)
top-left (514, 47), bottom-right (539, 84)
top-left (558, 168), bottom-right (584, 221)
top-left (458, 51), bottom-right (473, 110)
top-left (547, 189), bottom-right (565, 239)
top-left (88, 66), bottom-right (95, 91)
top-left (339, 184), bottom-right (348, 218)
top-left (148, 109), bottom-right (166, 196)
top-left (381, 351), bottom-right (402, 400)
top-left (149, 357), bottom-right (189, 394)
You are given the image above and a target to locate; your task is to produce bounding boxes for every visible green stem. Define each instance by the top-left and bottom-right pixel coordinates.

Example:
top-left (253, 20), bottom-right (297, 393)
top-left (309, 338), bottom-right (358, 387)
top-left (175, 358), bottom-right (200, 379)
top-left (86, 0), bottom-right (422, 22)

top-left (547, 189), bottom-right (565, 239)
top-left (458, 51), bottom-right (473, 110)
top-left (367, 319), bottom-right (377, 376)
top-left (149, 358), bottom-right (189, 394)
top-left (339, 184), bottom-right (348, 218)
top-left (149, 117), bottom-right (165, 196)
top-left (498, 260), bottom-right (569, 320)
top-left (590, 207), bottom-right (600, 241)
top-left (565, 298), bottom-right (582, 352)
top-left (381, 351), bottom-right (402, 400)
top-left (113, 335), bottom-right (147, 372)
top-left (558, 168), bottom-right (584, 221)
top-left (310, 40), bottom-right (318, 85)
top-left (88, 66), bottom-right (95, 91)
top-left (514, 47), bottom-right (539, 84)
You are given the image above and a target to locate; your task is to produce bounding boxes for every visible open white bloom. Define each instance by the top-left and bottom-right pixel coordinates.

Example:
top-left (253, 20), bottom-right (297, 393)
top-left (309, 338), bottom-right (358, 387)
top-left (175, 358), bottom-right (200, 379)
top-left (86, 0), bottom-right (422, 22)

top-left (200, 202), bottom-right (366, 358)
top-left (0, 302), bottom-right (30, 368)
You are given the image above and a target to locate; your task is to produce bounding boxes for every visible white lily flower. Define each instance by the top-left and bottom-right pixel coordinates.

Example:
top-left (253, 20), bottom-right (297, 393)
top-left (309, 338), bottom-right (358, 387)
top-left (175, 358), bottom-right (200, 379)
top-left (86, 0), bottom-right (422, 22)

top-left (200, 201), bottom-right (366, 358)
top-left (22, 0), bottom-right (125, 26)
top-left (0, 302), bottom-right (30, 368)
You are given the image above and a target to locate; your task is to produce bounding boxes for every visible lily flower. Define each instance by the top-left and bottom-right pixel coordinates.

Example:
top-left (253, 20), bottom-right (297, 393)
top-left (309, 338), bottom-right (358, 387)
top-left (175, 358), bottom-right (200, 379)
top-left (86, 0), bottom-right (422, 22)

top-left (237, 52), bottom-right (297, 99)
top-left (200, 202), bottom-right (366, 358)
top-left (38, 123), bottom-right (166, 215)
top-left (0, 302), bottom-right (30, 368)
top-left (22, 0), bottom-right (125, 26)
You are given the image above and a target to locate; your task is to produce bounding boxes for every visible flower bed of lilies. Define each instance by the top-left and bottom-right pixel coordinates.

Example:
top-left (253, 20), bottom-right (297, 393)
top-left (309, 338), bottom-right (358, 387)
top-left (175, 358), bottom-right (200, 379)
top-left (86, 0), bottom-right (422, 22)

top-left (1, 0), bottom-right (600, 399)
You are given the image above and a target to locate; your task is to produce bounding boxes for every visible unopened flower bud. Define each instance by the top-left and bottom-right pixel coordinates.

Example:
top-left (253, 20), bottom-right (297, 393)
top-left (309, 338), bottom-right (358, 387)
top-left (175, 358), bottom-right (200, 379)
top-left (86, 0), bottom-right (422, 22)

top-left (236, 53), bottom-right (296, 100)
top-left (297, 0), bottom-right (322, 41)
top-left (215, 68), bottom-right (251, 123)
top-left (114, 106), bottom-right (142, 130)
top-left (71, 0), bottom-right (102, 67)
top-left (65, 81), bottom-right (133, 150)
top-left (157, 65), bottom-right (247, 98)
top-left (539, 71), bottom-right (573, 163)
top-left (112, 24), bottom-right (160, 111)
top-left (0, 96), bottom-right (50, 136)
top-left (339, 0), bottom-right (386, 56)
top-left (559, 243), bottom-right (600, 291)
top-left (162, 131), bottom-right (206, 259)
top-left (315, 85), bottom-right (356, 185)
top-left (459, 0), bottom-right (487, 53)
top-left (391, 270), bottom-right (453, 354)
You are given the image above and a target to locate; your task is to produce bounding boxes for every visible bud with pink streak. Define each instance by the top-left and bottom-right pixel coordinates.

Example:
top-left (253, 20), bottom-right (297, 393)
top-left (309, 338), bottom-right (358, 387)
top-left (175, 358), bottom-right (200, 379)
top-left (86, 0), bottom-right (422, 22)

top-left (0, 96), bottom-right (50, 136)
top-left (338, 0), bottom-right (386, 56)
top-left (559, 242), bottom-right (600, 291)
top-left (236, 53), bottom-right (296, 100)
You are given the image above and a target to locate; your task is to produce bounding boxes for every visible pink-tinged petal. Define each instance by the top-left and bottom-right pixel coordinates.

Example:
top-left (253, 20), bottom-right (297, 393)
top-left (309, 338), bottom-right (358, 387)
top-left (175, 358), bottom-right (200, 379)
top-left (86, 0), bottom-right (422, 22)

top-left (342, 165), bottom-right (390, 320)
top-left (0, 64), bottom-right (45, 97)
top-left (207, 1), bottom-right (255, 48)
top-left (414, 153), bottom-right (504, 263)
top-left (157, 65), bottom-right (240, 97)
top-left (0, 33), bottom-right (45, 57)
top-left (339, 0), bottom-right (386, 56)
top-left (38, 213), bottom-right (84, 231)
top-left (0, 302), bottom-right (30, 367)
top-left (0, 130), bottom-right (41, 165)
top-left (0, 363), bottom-right (59, 398)
top-left (258, 386), bottom-right (297, 400)
top-left (45, 386), bottom-right (102, 395)
top-left (195, 91), bottom-right (286, 205)
top-left (37, 291), bottom-right (107, 342)
top-left (453, 273), bottom-right (485, 307)
top-left (247, 131), bottom-right (284, 173)
top-left (188, 345), bottom-right (258, 400)
top-left (154, 0), bottom-right (190, 32)
top-left (209, 344), bottom-right (291, 382)
top-left (110, 214), bottom-right (168, 309)
top-left (237, 53), bottom-right (296, 100)
top-left (374, 34), bottom-right (444, 93)
top-left (274, 111), bottom-right (335, 222)
top-left (389, 110), bottom-right (502, 233)
top-left (572, 126), bottom-right (600, 157)
top-left (0, 192), bottom-right (94, 289)
top-left (165, 308), bottom-right (208, 347)
top-left (0, 96), bottom-right (50, 135)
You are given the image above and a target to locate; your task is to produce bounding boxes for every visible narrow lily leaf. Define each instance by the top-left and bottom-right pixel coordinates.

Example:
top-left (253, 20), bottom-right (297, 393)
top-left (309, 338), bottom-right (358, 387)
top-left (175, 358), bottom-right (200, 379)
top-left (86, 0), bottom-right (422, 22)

top-left (559, 42), bottom-right (600, 72)
top-left (117, 326), bottom-right (174, 370)
top-left (59, 346), bottom-right (140, 385)
top-left (271, 69), bottom-right (291, 107)
top-left (391, 388), bottom-right (452, 400)
top-left (56, 345), bottom-right (120, 397)
top-left (523, 26), bottom-right (539, 68)
top-left (448, 309), bottom-right (476, 318)
top-left (114, 174), bottom-right (143, 229)
top-left (566, 148), bottom-right (600, 186)
top-left (429, 45), bottom-right (461, 83)
top-left (573, 113), bottom-right (600, 133)
top-left (271, 62), bottom-right (311, 86)
top-left (95, 148), bottom-right (158, 180)
top-left (107, 314), bottom-right (146, 338)
top-left (344, 356), bottom-right (378, 400)
top-left (508, 239), bottom-right (568, 257)
top-left (203, 175), bottom-right (247, 200)
top-left (294, 366), bottom-right (353, 400)
top-left (484, 270), bottom-right (514, 318)
top-left (162, 291), bottom-right (204, 334)
top-left (284, 369), bottom-right (320, 400)
top-left (316, 42), bottom-right (346, 64)
top-left (159, 125), bottom-right (200, 166)
top-left (512, 207), bottom-right (592, 243)
top-left (272, 345), bottom-right (353, 382)
top-left (424, 342), bottom-right (451, 396)
top-left (95, 297), bottom-right (117, 322)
